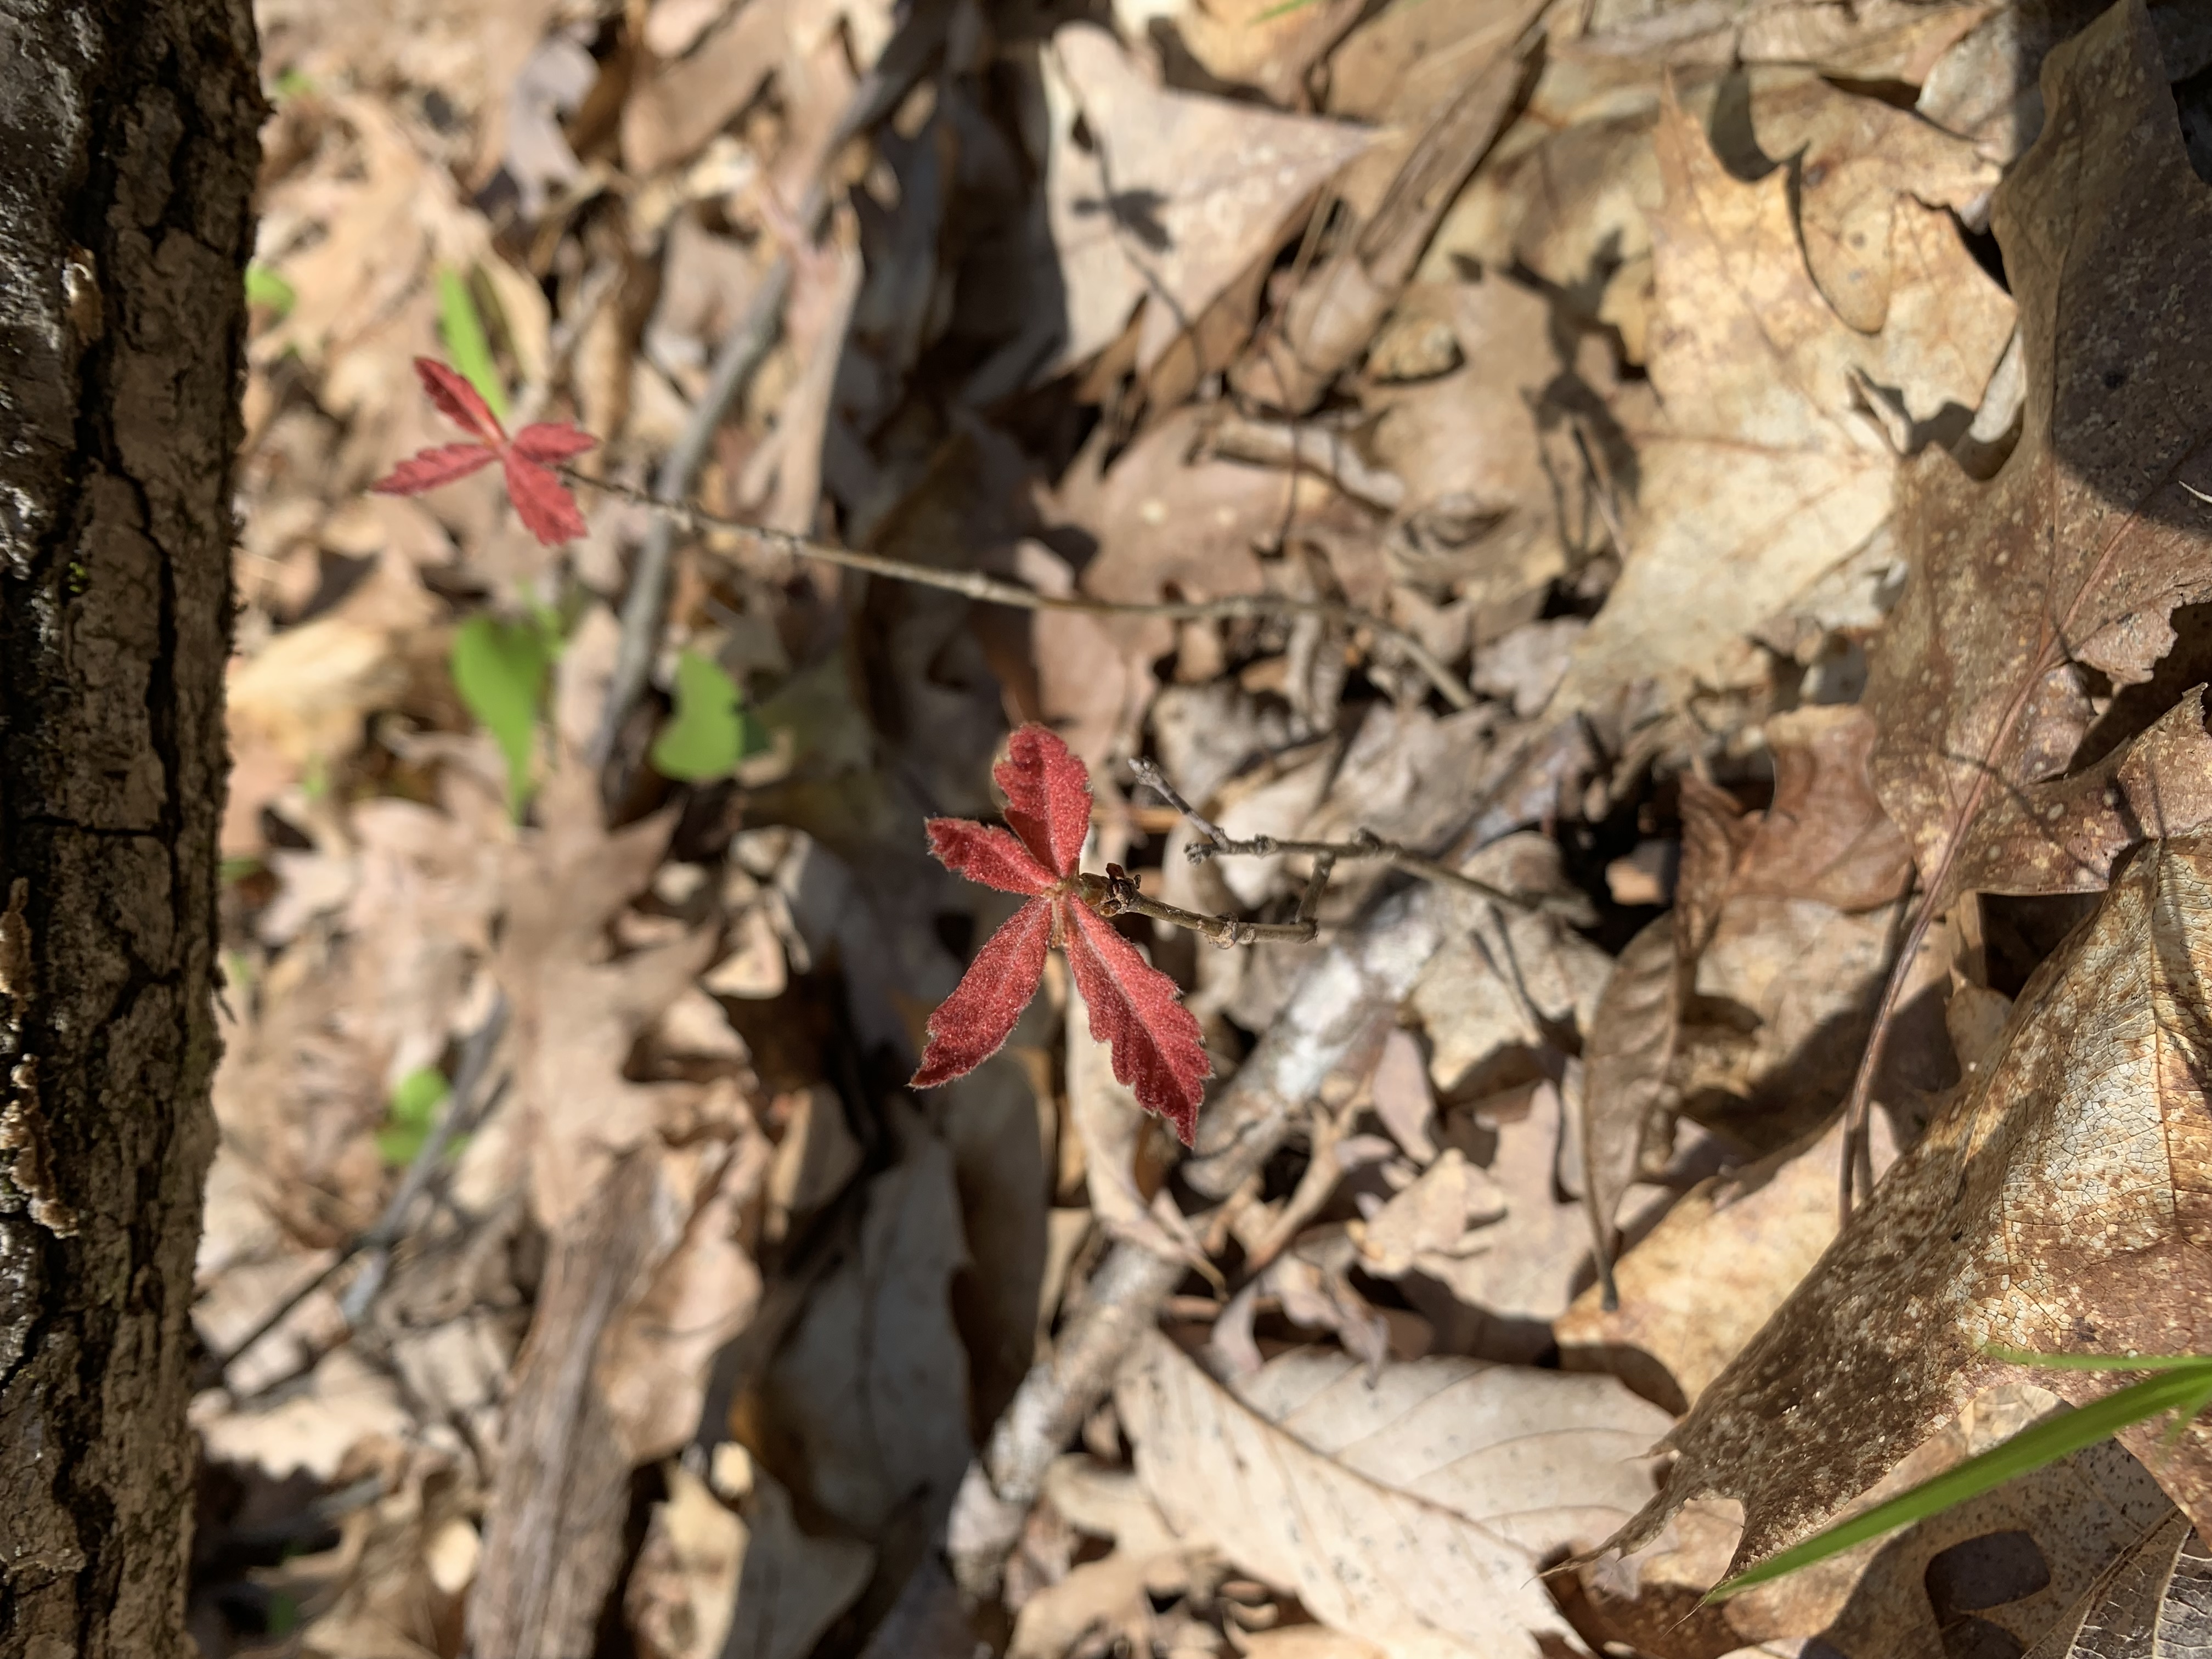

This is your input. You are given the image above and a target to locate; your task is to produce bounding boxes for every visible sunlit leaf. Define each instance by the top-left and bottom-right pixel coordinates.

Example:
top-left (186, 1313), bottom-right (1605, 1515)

top-left (649, 649), bottom-right (752, 782)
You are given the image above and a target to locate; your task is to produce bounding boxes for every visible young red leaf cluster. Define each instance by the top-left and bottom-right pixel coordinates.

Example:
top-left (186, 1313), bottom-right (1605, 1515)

top-left (371, 358), bottom-right (596, 545)
top-left (912, 726), bottom-right (1211, 1144)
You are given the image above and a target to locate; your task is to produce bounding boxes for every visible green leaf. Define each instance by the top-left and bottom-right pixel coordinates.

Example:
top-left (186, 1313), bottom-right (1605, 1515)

top-left (436, 266), bottom-right (507, 421)
top-left (245, 263), bottom-right (297, 317)
top-left (375, 1066), bottom-right (450, 1167)
top-left (452, 615), bottom-right (552, 815)
top-left (219, 854), bottom-right (264, 884)
top-left (1708, 1362), bottom-right (2212, 1600)
top-left (650, 650), bottom-right (752, 782)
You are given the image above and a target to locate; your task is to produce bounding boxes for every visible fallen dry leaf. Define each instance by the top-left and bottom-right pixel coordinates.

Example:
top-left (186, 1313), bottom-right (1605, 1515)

top-left (1038, 24), bottom-right (1376, 385)
top-left (495, 770), bottom-right (720, 1231)
top-left (1117, 1332), bottom-right (1670, 1658)
top-left (627, 1462), bottom-right (745, 1659)
top-left (752, 1108), bottom-right (973, 1539)
top-left (1008, 1455), bottom-right (1197, 1659)
top-left (1556, 76), bottom-right (2011, 710)
top-left (2022, 1505), bottom-right (2212, 1659)
top-left (1605, 832), bottom-right (2212, 1578)
top-left (1734, 66), bottom-right (2000, 336)
top-left (1730, 706), bottom-right (1915, 912)
top-left (1864, 0), bottom-right (2212, 905)
top-left (1557, 1111), bottom-right (1899, 1412)
top-left (1577, 1385), bottom-right (2172, 1659)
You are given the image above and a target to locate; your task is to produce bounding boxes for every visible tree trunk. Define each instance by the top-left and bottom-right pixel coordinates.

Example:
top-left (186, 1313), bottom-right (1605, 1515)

top-left (0, 4), bottom-right (260, 1655)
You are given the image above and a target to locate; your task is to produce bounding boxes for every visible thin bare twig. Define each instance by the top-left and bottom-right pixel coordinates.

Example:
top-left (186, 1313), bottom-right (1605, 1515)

top-left (1126, 755), bottom-right (1565, 915)
top-left (1076, 865), bottom-right (1330, 947)
top-left (561, 472), bottom-right (1477, 711)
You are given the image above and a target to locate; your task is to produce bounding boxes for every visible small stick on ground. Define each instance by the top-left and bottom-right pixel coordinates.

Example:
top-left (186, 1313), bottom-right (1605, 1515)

top-left (563, 471), bottom-right (1476, 712)
top-left (1126, 756), bottom-right (1561, 915)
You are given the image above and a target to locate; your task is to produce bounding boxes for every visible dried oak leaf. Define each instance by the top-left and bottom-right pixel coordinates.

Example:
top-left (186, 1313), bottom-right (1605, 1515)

top-left (1555, 76), bottom-right (2011, 711)
top-left (1865, 0), bottom-right (2212, 903)
top-left (1602, 832), bottom-right (2212, 1578)
top-left (1579, 708), bottom-right (1916, 1262)
top-left (496, 764), bottom-right (718, 1231)
top-left (1116, 1332), bottom-right (1672, 1658)
top-left (1038, 25), bottom-right (1376, 386)
top-left (911, 725), bottom-right (1210, 1144)
top-left (2022, 1506), bottom-right (2212, 1659)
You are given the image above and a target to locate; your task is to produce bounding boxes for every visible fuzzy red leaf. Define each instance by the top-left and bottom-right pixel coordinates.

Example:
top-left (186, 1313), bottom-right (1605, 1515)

top-left (500, 452), bottom-right (589, 545)
top-left (1062, 897), bottom-right (1210, 1145)
top-left (925, 818), bottom-right (1058, 895)
top-left (997, 725), bottom-right (1092, 878)
top-left (510, 421), bottom-right (599, 465)
top-left (911, 896), bottom-right (1054, 1087)
top-left (413, 357), bottom-right (504, 442)
top-left (371, 442), bottom-right (499, 496)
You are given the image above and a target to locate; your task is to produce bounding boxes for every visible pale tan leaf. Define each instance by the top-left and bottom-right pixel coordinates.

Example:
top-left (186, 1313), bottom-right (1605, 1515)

top-left (1556, 76), bottom-right (2011, 710)
top-left (1556, 1111), bottom-right (1899, 1410)
top-left (1577, 914), bottom-right (1680, 1263)
top-left (1116, 1331), bottom-right (1668, 1657)
top-left (1577, 1387), bottom-right (2174, 1658)
top-left (1039, 25), bottom-right (1376, 382)
top-left (602, 1131), bottom-right (772, 1465)
top-left (2021, 1507), bottom-right (2212, 1659)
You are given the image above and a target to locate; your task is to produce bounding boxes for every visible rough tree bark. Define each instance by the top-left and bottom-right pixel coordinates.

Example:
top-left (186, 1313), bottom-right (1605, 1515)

top-left (0, 5), bottom-right (260, 1655)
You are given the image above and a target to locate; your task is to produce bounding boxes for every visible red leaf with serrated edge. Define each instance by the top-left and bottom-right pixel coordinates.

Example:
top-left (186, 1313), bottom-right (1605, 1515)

top-left (997, 725), bottom-right (1091, 878)
top-left (925, 819), bottom-right (1057, 895)
top-left (912, 896), bottom-right (1054, 1087)
top-left (1062, 898), bottom-right (1210, 1146)
top-left (413, 357), bottom-right (504, 443)
top-left (500, 452), bottom-right (589, 545)
top-left (510, 422), bottom-right (599, 465)
top-left (371, 442), bottom-right (500, 495)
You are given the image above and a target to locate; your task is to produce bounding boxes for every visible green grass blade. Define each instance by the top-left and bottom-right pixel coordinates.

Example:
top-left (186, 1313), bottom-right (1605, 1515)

top-left (437, 266), bottom-right (508, 421)
top-left (1707, 1368), bottom-right (2212, 1601)
top-left (1984, 1346), bottom-right (2212, 1373)
top-left (451, 615), bottom-right (551, 816)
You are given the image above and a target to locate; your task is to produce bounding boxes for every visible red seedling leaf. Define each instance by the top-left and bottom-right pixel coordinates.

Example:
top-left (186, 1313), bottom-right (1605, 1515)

top-left (371, 442), bottom-right (500, 496)
top-left (913, 723), bottom-right (1209, 1142)
top-left (500, 452), bottom-right (589, 545)
top-left (373, 361), bottom-right (596, 545)
top-left (997, 724), bottom-right (1092, 879)
top-left (510, 421), bottom-right (599, 465)
top-left (1062, 897), bottom-right (1210, 1146)
top-left (413, 356), bottom-right (504, 443)
top-left (912, 897), bottom-right (1055, 1086)
top-left (925, 819), bottom-right (1058, 895)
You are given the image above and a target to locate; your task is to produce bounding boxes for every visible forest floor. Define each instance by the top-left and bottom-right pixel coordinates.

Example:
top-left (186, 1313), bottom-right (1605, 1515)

top-left (192, 0), bottom-right (2212, 1654)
